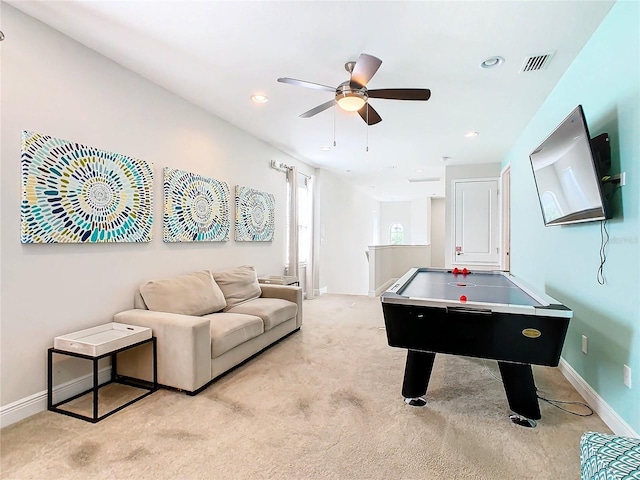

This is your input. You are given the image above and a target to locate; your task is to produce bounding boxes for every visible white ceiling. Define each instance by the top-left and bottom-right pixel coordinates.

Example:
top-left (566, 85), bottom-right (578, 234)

top-left (6, 0), bottom-right (615, 201)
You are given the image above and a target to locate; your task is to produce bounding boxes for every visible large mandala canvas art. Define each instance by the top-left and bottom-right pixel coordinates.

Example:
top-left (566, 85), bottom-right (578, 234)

top-left (21, 131), bottom-right (153, 243)
top-left (235, 185), bottom-right (275, 242)
top-left (163, 167), bottom-right (230, 242)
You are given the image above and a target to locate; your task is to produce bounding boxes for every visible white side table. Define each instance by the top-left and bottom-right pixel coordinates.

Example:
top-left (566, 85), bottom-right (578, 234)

top-left (258, 275), bottom-right (299, 286)
top-left (48, 322), bottom-right (157, 423)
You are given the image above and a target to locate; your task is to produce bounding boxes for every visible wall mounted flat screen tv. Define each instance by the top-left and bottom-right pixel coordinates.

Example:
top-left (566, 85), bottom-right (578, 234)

top-left (529, 105), bottom-right (610, 226)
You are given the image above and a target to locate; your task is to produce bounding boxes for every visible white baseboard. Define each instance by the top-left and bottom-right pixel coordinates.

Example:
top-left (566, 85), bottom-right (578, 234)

top-left (0, 367), bottom-right (112, 429)
top-left (559, 358), bottom-right (638, 438)
top-left (313, 286), bottom-right (327, 296)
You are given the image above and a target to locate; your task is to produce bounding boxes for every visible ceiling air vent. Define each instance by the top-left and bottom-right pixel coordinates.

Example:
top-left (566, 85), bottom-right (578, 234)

top-left (408, 177), bottom-right (440, 183)
top-left (520, 51), bottom-right (556, 73)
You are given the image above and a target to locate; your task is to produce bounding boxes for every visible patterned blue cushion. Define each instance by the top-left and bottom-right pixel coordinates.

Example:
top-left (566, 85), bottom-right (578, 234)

top-left (580, 432), bottom-right (640, 480)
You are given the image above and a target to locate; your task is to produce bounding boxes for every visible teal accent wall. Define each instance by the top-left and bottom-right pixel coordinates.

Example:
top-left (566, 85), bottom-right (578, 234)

top-left (503, 0), bottom-right (639, 434)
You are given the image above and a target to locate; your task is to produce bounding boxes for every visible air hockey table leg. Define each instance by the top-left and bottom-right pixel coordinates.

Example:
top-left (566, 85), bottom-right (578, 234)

top-left (498, 361), bottom-right (541, 427)
top-left (402, 350), bottom-right (436, 407)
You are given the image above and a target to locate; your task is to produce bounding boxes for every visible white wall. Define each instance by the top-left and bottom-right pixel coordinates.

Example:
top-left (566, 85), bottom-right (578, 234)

top-left (378, 199), bottom-right (430, 245)
top-left (0, 6), bottom-right (317, 408)
top-left (410, 198), bottom-right (430, 244)
top-left (379, 202), bottom-right (411, 244)
top-left (443, 164), bottom-right (502, 268)
top-left (430, 198), bottom-right (446, 268)
top-left (316, 170), bottom-right (379, 295)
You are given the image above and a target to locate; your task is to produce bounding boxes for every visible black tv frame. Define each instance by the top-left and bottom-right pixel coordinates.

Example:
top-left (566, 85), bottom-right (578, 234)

top-left (530, 105), bottom-right (614, 227)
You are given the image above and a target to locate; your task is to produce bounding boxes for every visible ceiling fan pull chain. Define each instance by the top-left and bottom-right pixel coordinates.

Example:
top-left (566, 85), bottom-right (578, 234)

top-left (366, 106), bottom-right (369, 152)
top-left (333, 105), bottom-right (336, 147)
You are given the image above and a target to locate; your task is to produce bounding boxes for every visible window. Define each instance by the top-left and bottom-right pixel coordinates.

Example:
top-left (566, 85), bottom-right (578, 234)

top-left (541, 191), bottom-right (562, 223)
top-left (298, 181), bottom-right (311, 263)
top-left (286, 174), bottom-right (312, 266)
top-left (390, 223), bottom-right (404, 245)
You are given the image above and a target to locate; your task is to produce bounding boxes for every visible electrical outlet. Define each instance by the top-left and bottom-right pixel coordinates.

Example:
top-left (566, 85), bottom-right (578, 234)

top-left (582, 335), bottom-right (588, 354)
top-left (624, 365), bottom-right (631, 388)
top-left (620, 172), bottom-right (626, 186)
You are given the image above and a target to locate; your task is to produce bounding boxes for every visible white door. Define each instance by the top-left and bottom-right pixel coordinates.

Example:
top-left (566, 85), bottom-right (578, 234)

top-left (453, 179), bottom-right (500, 266)
top-left (501, 166), bottom-right (511, 271)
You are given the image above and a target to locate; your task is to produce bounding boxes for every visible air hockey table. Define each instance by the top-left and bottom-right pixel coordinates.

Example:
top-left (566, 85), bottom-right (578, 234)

top-left (381, 267), bottom-right (572, 427)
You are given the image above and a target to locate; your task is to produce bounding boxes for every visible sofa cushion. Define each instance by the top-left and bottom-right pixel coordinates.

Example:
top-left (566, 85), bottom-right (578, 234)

top-left (205, 312), bottom-right (264, 358)
top-left (226, 298), bottom-right (298, 331)
top-left (140, 270), bottom-right (226, 316)
top-left (213, 265), bottom-right (262, 311)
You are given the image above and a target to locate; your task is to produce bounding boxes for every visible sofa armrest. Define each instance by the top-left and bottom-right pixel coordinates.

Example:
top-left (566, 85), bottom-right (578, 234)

top-left (259, 284), bottom-right (303, 329)
top-left (114, 309), bottom-right (211, 392)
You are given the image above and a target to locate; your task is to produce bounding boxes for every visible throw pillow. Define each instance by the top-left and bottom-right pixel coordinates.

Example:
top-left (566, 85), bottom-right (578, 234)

top-left (140, 270), bottom-right (226, 316)
top-left (213, 265), bottom-right (262, 311)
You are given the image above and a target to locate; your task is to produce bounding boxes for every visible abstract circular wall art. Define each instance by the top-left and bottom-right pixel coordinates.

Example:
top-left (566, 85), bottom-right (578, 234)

top-left (20, 131), bottom-right (153, 243)
top-left (235, 185), bottom-right (275, 242)
top-left (163, 167), bottom-right (230, 242)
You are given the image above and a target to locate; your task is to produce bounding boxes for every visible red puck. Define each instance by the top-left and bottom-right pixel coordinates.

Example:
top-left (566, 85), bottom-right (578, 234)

top-left (459, 295), bottom-right (467, 302)
top-left (453, 268), bottom-right (460, 274)
top-left (462, 268), bottom-right (469, 275)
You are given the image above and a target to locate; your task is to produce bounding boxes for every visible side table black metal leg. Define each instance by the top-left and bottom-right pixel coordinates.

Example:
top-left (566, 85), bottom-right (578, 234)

top-left (112, 351), bottom-right (118, 382)
top-left (47, 348), bottom-right (53, 410)
top-left (92, 358), bottom-right (99, 422)
top-left (152, 337), bottom-right (158, 389)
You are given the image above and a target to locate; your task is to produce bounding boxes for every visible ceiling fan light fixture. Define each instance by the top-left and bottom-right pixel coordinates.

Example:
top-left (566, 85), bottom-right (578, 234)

top-left (336, 92), bottom-right (366, 112)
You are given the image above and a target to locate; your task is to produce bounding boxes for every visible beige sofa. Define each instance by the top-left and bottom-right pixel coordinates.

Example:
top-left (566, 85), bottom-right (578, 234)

top-left (114, 266), bottom-right (302, 394)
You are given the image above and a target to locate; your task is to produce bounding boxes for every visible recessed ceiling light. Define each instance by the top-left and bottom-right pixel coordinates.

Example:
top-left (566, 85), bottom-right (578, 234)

top-left (480, 56), bottom-right (505, 69)
top-left (251, 94), bottom-right (269, 103)
top-left (320, 146), bottom-right (331, 151)
top-left (441, 156), bottom-right (451, 162)
top-left (465, 131), bottom-right (479, 138)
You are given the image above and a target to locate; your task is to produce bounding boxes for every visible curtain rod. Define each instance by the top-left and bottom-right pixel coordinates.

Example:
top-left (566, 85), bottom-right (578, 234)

top-left (270, 160), bottom-right (311, 179)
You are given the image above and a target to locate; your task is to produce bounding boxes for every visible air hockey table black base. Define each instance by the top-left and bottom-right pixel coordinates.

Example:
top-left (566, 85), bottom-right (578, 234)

top-left (381, 268), bottom-right (572, 427)
top-left (401, 349), bottom-right (540, 425)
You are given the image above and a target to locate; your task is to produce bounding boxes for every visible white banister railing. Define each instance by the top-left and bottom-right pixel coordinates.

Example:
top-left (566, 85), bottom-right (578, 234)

top-left (367, 244), bottom-right (431, 297)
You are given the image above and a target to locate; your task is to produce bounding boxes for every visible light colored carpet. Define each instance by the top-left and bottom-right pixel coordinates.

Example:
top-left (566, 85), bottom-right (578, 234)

top-left (1, 294), bottom-right (611, 479)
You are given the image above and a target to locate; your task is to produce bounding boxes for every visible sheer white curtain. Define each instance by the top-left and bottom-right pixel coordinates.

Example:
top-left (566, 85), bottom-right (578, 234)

top-left (286, 166), bottom-right (299, 278)
top-left (304, 175), bottom-right (315, 299)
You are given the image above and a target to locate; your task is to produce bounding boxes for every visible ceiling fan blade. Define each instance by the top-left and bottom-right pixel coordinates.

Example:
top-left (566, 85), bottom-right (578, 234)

top-left (350, 54), bottom-right (382, 88)
top-left (300, 99), bottom-right (337, 118)
top-left (277, 77), bottom-right (336, 92)
top-left (358, 103), bottom-right (382, 125)
top-left (368, 89), bottom-right (432, 101)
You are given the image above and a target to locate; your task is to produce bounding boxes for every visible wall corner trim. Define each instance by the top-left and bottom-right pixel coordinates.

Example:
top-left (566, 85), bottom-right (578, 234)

top-left (559, 358), bottom-right (638, 438)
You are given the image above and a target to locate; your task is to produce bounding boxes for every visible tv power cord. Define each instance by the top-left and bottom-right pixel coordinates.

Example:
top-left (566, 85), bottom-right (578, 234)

top-left (482, 360), bottom-right (594, 417)
top-left (597, 177), bottom-right (623, 285)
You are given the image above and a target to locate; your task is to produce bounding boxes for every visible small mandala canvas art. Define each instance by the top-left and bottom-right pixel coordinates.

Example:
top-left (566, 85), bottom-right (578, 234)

top-left (163, 167), bottom-right (230, 242)
top-left (20, 131), bottom-right (153, 243)
top-left (235, 185), bottom-right (275, 242)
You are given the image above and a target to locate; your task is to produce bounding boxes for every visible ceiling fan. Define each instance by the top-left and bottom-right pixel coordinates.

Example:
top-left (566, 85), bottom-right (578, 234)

top-left (277, 53), bottom-right (431, 125)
